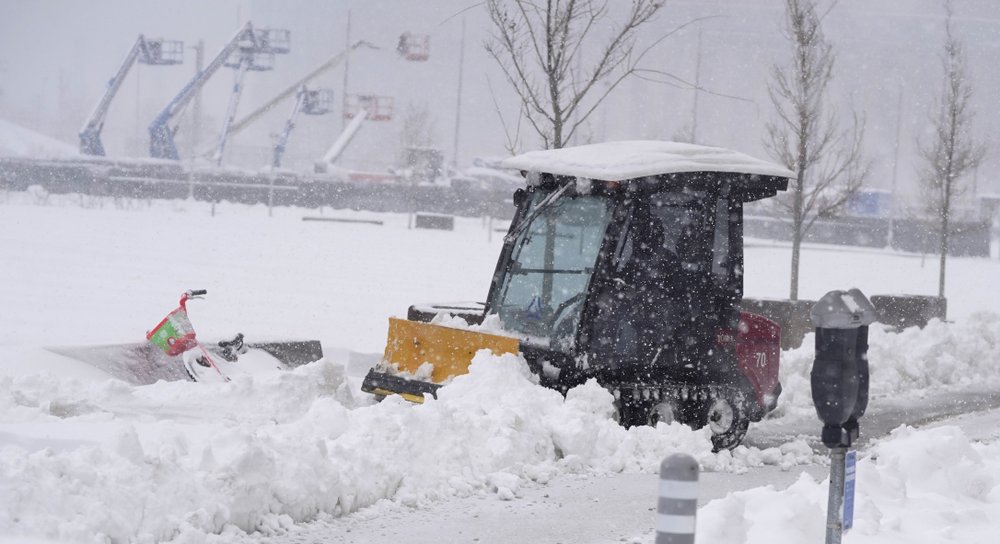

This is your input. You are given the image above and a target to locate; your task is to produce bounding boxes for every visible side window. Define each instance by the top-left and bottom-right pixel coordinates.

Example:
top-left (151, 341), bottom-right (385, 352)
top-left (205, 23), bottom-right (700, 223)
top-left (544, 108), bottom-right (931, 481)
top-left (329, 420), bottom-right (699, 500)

top-left (650, 194), bottom-right (708, 273)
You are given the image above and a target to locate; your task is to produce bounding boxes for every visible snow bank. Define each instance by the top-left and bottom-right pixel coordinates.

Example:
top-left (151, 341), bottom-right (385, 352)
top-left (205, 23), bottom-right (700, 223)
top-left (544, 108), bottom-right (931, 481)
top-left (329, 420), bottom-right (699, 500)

top-left (0, 351), bottom-right (818, 543)
top-left (695, 424), bottom-right (1000, 544)
top-left (773, 313), bottom-right (1000, 418)
top-left (3, 298), bottom-right (1000, 542)
top-left (0, 119), bottom-right (77, 159)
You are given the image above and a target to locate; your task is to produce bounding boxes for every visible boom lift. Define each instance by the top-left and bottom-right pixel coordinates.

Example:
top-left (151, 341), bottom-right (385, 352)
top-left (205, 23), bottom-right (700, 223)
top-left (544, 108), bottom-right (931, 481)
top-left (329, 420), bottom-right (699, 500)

top-left (396, 32), bottom-right (430, 61)
top-left (313, 109), bottom-right (368, 173)
top-left (222, 40), bottom-right (378, 147)
top-left (362, 141), bottom-right (794, 450)
top-left (79, 35), bottom-right (183, 156)
top-left (212, 28), bottom-right (291, 165)
top-left (148, 22), bottom-right (289, 161)
top-left (270, 86), bottom-right (335, 169)
top-left (343, 94), bottom-right (394, 121)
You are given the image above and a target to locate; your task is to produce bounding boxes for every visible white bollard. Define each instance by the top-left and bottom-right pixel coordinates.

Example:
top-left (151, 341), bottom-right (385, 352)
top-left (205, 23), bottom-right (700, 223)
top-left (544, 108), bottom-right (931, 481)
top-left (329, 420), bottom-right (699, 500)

top-left (656, 453), bottom-right (699, 544)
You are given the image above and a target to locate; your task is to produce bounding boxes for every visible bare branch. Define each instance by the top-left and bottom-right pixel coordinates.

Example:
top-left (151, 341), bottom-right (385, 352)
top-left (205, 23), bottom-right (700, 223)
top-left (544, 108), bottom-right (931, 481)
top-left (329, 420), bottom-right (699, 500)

top-left (485, 74), bottom-right (521, 154)
top-left (484, 0), bottom-right (665, 148)
top-left (635, 69), bottom-right (753, 102)
top-left (485, 2), bottom-right (551, 119)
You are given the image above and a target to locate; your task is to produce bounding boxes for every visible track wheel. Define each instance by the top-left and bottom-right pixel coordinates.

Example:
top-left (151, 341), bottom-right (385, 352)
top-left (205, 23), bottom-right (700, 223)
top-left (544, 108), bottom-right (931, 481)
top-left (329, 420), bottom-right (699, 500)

top-left (647, 400), bottom-right (680, 426)
top-left (612, 395), bottom-right (644, 428)
top-left (706, 392), bottom-right (749, 452)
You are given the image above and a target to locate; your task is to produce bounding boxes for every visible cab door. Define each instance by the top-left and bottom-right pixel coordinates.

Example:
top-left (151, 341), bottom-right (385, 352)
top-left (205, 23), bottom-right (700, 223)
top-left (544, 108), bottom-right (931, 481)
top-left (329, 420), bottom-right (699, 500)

top-left (585, 188), bottom-right (717, 375)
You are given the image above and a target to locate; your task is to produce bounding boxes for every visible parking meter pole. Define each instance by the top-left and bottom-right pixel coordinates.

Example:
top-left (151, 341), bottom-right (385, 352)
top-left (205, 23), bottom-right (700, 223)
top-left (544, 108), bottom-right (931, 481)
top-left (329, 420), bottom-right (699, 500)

top-left (825, 446), bottom-right (847, 544)
top-left (810, 288), bottom-right (876, 544)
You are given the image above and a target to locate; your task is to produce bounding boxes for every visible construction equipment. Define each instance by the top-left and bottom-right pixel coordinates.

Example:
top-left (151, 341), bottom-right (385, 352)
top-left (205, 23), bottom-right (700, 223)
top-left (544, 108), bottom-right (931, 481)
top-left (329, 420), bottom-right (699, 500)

top-left (270, 86), bottom-right (335, 169)
top-left (148, 22), bottom-right (289, 161)
top-left (79, 35), bottom-right (183, 156)
top-left (396, 32), bottom-right (430, 61)
top-left (313, 109), bottom-right (368, 173)
top-left (343, 94), bottom-right (393, 121)
top-left (362, 140), bottom-right (794, 450)
top-left (224, 40), bottom-right (377, 144)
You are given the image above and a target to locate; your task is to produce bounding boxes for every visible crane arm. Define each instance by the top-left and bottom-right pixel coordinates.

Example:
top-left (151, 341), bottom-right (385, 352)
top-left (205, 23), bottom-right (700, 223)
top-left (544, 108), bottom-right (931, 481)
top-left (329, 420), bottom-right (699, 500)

top-left (79, 36), bottom-right (147, 155)
top-left (271, 87), bottom-right (307, 169)
top-left (228, 40), bottom-right (376, 137)
top-left (149, 22), bottom-right (256, 160)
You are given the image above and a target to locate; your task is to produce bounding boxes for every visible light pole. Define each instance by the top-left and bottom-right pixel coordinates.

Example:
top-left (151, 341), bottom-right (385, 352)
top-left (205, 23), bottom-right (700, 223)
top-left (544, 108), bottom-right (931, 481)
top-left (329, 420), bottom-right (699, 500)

top-left (451, 17), bottom-right (467, 169)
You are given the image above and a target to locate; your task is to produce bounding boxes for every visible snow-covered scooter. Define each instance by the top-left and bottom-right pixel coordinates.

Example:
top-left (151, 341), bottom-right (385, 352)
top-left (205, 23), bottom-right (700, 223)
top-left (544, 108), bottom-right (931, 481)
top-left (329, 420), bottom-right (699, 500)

top-left (146, 290), bottom-right (246, 383)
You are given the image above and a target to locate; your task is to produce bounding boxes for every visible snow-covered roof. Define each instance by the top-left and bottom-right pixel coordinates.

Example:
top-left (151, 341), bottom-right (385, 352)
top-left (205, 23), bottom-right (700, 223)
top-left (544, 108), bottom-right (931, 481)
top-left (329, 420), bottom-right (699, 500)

top-left (500, 140), bottom-right (795, 182)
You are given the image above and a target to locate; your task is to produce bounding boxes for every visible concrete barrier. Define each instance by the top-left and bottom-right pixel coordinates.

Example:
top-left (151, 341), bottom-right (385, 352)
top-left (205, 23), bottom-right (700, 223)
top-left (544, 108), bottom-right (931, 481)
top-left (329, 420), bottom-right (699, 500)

top-left (869, 294), bottom-right (947, 330)
top-left (742, 294), bottom-right (949, 350)
top-left (741, 298), bottom-right (816, 350)
top-left (414, 213), bottom-right (455, 230)
top-left (302, 216), bottom-right (384, 225)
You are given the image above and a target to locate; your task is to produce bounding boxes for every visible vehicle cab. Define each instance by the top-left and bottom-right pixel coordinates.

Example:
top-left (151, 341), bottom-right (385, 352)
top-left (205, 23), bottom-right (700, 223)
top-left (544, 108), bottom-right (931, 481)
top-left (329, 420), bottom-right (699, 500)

top-left (487, 141), bottom-right (791, 394)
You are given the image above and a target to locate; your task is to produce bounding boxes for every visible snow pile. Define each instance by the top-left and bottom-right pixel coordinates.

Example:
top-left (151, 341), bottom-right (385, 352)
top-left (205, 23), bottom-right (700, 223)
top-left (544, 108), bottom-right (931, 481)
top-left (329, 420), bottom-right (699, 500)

top-left (0, 351), bottom-right (818, 543)
top-left (772, 313), bottom-right (1000, 418)
top-left (429, 311), bottom-right (507, 336)
top-left (0, 119), bottom-right (77, 159)
top-left (695, 424), bottom-right (1000, 543)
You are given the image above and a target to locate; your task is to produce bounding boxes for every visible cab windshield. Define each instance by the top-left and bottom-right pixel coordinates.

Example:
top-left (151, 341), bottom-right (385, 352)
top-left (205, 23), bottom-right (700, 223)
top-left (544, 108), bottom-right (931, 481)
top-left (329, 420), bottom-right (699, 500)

top-left (491, 187), bottom-right (612, 351)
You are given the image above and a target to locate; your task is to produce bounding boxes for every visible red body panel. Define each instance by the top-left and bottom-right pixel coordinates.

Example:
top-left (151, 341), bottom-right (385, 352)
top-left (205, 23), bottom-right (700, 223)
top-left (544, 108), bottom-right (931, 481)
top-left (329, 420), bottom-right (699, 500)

top-left (735, 311), bottom-right (781, 410)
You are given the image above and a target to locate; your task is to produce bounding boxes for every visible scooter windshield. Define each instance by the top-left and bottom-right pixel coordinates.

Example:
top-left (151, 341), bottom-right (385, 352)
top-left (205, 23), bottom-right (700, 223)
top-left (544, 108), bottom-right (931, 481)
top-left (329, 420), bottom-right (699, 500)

top-left (493, 188), bottom-right (612, 351)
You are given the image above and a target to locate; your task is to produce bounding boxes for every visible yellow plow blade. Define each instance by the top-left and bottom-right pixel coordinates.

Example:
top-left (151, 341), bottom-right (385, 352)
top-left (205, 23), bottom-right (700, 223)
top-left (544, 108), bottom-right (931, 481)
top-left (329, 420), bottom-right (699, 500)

top-left (383, 317), bottom-right (520, 383)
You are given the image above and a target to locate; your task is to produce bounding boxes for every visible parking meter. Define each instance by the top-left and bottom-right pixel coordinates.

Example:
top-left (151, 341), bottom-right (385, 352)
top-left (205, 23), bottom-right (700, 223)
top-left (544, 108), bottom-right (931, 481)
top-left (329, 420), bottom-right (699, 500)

top-left (810, 288), bottom-right (876, 448)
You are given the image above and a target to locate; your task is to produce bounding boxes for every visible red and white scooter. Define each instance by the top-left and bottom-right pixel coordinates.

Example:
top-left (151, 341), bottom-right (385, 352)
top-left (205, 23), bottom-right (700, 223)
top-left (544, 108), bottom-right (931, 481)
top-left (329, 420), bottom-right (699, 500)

top-left (146, 290), bottom-right (246, 383)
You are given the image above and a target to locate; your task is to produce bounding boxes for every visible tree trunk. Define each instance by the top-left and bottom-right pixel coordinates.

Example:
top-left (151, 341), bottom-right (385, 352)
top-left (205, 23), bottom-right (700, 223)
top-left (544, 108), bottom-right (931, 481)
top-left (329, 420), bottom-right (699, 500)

top-left (553, 115), bottom-right (564, 149)
top-left (790, 131), bottom-right (808, 302)
top-left (938, 199), bottom-right (950, 298)
top-left (790, 224), bottom-right (801, 301)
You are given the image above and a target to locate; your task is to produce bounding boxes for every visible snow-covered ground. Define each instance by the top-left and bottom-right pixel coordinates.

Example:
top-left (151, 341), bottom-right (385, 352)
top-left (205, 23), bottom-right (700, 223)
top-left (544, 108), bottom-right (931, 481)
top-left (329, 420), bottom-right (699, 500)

top-left (1, 191), bottom-right (999, 543)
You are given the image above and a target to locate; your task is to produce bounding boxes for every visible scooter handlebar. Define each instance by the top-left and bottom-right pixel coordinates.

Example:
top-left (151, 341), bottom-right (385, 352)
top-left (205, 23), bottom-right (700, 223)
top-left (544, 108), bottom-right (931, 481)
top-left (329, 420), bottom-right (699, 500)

top-left (178, 290), bottom-right (207, 310)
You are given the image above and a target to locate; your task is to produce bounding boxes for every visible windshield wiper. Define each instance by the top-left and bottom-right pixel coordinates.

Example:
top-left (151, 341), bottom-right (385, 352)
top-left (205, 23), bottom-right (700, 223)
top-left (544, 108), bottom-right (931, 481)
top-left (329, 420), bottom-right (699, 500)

top-left (504, 182), bottom-right (574, 244)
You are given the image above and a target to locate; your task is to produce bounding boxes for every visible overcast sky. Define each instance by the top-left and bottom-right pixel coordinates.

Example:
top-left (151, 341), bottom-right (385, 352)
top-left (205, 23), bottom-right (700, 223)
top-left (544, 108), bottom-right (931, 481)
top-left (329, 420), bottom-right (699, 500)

top-left (1, 0), bottom-right (997, 200)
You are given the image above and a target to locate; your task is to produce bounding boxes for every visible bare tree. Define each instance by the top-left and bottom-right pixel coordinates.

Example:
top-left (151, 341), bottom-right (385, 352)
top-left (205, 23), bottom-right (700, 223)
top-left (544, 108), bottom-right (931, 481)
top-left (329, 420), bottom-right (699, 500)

top-left (763, 0), bottom-right (869, 300)
top-left (485, 0), bottom-right (663, 150)
top-left (399, 101), bottom-right (437, 151)
top-left (917, 1), bottom-right (987, 298)
top-left (398, 102), bottom-right (442, 183)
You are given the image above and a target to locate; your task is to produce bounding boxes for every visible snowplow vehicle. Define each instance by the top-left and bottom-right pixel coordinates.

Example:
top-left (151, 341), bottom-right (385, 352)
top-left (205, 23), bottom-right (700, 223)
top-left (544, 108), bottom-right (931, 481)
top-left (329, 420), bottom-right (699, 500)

top-left (362, 141), bottom-right (794, 450)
